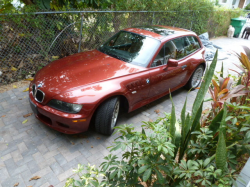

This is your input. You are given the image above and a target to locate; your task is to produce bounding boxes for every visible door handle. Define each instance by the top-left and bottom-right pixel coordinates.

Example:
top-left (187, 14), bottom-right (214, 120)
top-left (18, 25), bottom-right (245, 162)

top-left (182, 65), bottom-right (187, 69)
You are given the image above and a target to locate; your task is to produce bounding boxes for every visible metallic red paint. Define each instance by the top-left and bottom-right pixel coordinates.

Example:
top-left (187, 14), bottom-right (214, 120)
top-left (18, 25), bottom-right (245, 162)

top-left (29, 26), bottom-right (206, 134)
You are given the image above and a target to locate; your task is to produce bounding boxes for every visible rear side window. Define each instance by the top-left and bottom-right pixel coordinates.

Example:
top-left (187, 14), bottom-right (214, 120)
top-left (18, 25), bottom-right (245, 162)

top-left (172, 36), bottom-right (201, 60)
top-left (172, 37), bottom-right (189, 60)
top-left (151, 41), bottom-right (176, 67)
top-left (186, 36), bottom-right (201, 55)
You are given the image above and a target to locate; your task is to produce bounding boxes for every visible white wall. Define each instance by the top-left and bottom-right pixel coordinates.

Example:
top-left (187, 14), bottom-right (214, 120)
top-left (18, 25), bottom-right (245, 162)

top-left (244, 0), bottom-right (250, 8)
top-left (234, 0), bottom-right (241, 8)
top-left (218, 0), bottom-right (241, 8)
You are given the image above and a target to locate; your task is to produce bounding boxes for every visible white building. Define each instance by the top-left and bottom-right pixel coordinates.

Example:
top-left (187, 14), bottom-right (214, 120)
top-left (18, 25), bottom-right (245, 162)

top-left (217, 0), bottom-right (250, 9)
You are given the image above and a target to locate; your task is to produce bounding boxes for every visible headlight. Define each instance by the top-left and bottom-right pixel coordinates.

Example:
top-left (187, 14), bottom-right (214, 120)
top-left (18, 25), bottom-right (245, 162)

top-left (48, 99), bottom-right (82, 113)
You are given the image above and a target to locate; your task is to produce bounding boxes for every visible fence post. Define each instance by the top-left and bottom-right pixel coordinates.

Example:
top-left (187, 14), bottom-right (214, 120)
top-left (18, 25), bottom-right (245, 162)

top-left (78, 13), bottom-right (84, 53)
top-left (152, 12), bottom-right (155, 25)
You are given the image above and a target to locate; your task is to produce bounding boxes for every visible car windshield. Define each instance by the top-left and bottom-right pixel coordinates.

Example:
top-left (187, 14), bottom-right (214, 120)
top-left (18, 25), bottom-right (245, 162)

top-left (98, 31), bottom-right (160, 67)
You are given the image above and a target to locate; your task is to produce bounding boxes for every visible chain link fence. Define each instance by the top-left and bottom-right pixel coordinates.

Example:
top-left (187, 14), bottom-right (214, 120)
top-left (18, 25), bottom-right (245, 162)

top-left (0, 10), bottom-right (245, 85)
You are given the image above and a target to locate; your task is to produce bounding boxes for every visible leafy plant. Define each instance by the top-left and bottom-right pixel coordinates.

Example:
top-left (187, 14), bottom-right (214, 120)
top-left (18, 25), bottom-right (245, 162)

top-left (209, 77), bottom-right (247, 114)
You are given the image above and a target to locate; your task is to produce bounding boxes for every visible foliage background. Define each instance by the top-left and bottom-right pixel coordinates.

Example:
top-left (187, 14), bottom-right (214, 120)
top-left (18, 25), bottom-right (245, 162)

top-left (0, 0), bottom-right (245, 85)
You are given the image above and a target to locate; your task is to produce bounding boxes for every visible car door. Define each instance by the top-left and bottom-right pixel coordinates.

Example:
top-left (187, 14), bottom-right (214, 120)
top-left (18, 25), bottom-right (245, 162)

top-left (124, 71), bottom-right (151, 110)
top-left (172, 36), bottom-right (203, 86)
top-left (171, 36), bottom-right (192, 85)
top-left (148, 37), bottom-right (190, 98)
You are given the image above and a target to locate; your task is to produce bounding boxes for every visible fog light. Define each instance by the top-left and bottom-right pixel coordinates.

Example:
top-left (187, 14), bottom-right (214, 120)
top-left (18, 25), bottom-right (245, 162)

top-left (72, 119), bottom-right (86, 122)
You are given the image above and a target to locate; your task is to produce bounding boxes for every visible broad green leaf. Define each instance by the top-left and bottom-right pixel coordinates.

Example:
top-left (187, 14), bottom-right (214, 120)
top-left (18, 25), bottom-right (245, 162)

top-left (209, 109), bottom-right (224, 135)
top-left (138, 160), bottom-right (147, 165)
top-left (117, 169), bottom-right (122, 178)
top-left (220, 104), bottom-right (227, 137)
top-left (38, 0), bottom-right (51, 9)
top-left (191, 51), bottom-right (218, 125)
top-left (169, 92), bottom-right (176, 144)
top-left (143, 168), bottom-right (152, 182)
top-left (110, 170), bottom-right (118, 179)
top-left (203, 158), bottom-right (211, 167)
top-left (158, 165), bottom-right (170, 174)
top-left (183, 113), bottom-right (191, 140)
top-left (181, 97), bottom-right (187, 130)
top-left (138, 165), bottom-right (149, 174)
top-left (232, 117), bottom-right (237, 125)
top-left (237, 76), bottom-right (242, 85)
top-left (196, 178), bottom-right (203, 183)
top-left (179, 113), bottom-right (190, 161)
top-left (179, 102), bottom-right (203, 161)
top-left (180, 160), bottom-right (187, 170)
top-left (215, 131), bottom-right (227, 172)
top-left (204, 97), bottom-right (213, 102)
top-left (179, 51), bottom-right (218, 161)
top-left (220, 61), bottom-right (223, 78)
top-left (142, 128), bottom-right (146, 139)
top-left (179, 97), bottom-right (187, 156)
top-left (90, 180), bottom-right (99, 187)
top-left (75, 180), bottom-right (83, 186)
top-left (240, 127), bottom-right (250, 132)
top-left (155, 169), bottom-right (164, 184)
top-left (190, 101), bottom-right (203, 132)
top-left (174, 121), bottom-right (182, 158)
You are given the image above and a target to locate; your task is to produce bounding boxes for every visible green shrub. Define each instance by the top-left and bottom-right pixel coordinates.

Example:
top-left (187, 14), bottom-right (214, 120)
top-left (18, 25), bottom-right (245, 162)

top-left (245, 3), bottom-right (250, 10)
top-left (207, 7), bottom-right (244, 38)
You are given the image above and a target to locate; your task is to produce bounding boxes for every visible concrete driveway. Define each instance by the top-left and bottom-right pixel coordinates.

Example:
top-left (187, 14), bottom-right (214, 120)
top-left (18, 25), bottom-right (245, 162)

top-left (0, 36), bottom-right (249, 187)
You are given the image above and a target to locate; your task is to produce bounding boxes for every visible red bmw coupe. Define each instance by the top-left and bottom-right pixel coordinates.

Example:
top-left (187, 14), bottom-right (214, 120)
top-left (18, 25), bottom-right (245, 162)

top-left (29, 25), bottom-right (206, 135)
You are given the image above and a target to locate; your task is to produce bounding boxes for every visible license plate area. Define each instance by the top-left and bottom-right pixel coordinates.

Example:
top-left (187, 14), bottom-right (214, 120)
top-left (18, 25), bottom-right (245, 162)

top-left (29, 98), bottom-right (38, 115)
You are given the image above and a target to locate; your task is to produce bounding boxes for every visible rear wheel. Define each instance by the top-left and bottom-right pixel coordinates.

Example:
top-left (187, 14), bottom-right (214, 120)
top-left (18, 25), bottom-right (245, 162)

top-left (95, 97), bottom-right (120, 135)
top-left (185, 65), bottom-right (204, 90)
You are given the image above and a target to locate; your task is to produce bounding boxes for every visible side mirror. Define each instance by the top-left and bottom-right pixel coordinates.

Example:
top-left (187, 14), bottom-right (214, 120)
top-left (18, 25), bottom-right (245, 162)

top-left (167, 59), bottom-right (178, 67)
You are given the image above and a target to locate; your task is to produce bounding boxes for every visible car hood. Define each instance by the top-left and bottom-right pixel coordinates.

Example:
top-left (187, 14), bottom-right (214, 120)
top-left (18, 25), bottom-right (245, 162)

top-left (34, 49), bottom-right (145, 98)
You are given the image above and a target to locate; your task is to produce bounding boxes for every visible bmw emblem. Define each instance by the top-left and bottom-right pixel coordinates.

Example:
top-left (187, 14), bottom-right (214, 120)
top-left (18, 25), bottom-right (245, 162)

top-left (37, 83), bottom-right (43, 88)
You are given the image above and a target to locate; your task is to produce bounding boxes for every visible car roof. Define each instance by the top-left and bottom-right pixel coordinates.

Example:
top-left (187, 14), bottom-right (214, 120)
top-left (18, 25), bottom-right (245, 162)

top-left (123, 25), bottom-right (195, 41)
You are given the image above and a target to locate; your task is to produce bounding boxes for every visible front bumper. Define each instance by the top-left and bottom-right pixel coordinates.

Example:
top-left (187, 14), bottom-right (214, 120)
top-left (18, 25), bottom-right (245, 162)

top-left (29, 91), bottom-right (94, 134)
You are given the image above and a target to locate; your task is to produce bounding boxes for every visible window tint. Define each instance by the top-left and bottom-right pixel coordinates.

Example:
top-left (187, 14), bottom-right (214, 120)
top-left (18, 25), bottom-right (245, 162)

top-left (113, 32), bottom-right (133, 45)
top-left (172, 36), bottom-right (201, 59)
top-left (151, 46), bottom-right (165, 67)
top-left (151, 41), bottom-right (177, 67)
top-left (186, 36), bottom-right (201, 55)
top-left (172, 37), bottom-right (189, 60)
top-left (99, 31), bottom-right (160, 67)
top-left (151, 36), bottom-right (201, 67)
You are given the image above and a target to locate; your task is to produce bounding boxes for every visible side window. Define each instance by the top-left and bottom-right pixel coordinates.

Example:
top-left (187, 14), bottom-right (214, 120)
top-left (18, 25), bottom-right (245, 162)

top-left (165, 41), bottom-right (177, 59)
top-left (151, 46), bottom-right (165, 67)
top-left (172, 37), bottom-right (190, 60)
top-left (151, 41), bottom-right (177, 67)
top-left (186, 36), bottom-right (201, 55)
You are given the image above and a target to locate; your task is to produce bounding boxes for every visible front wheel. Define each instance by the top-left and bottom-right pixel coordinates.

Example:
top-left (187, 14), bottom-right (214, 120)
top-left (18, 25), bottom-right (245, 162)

top-left (185, 65), bottom-right (204, 90)
top-left (95, 97), bottom-right (120, 135)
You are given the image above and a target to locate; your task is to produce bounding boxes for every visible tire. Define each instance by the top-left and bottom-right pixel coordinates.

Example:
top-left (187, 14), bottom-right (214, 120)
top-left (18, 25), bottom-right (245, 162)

top-left (185, 65), bottom-right (204, 90)
top-left (95, 97), bottom-right (120, 135)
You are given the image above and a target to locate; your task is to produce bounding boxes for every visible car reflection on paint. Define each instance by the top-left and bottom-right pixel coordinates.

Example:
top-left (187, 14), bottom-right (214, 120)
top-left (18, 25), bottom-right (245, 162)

top-left (29, 25), bottom-right (206, 135)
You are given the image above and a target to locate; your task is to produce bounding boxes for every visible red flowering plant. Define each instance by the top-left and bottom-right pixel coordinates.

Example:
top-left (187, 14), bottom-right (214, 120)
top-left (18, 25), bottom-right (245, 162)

top-left (201, 47), bottom-right (250, 174)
